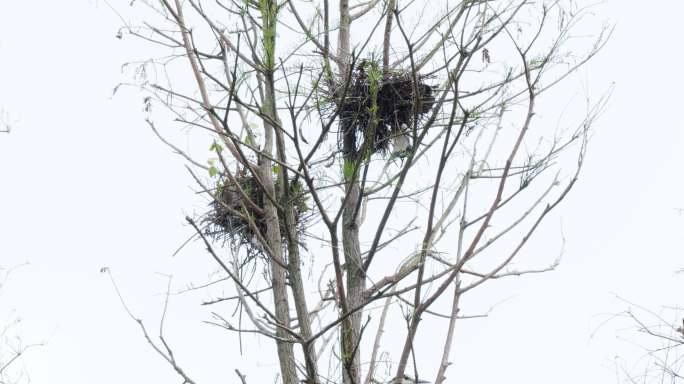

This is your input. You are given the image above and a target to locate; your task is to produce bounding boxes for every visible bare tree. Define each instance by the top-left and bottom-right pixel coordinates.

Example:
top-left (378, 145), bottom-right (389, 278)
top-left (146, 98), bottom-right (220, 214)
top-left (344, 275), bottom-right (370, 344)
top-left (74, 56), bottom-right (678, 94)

top-left (607, 297), bottom-right (684, 384)
top-left (112, 1), bottom-right (610, 383)
top-left (0, 265), bottom-right (38, 384)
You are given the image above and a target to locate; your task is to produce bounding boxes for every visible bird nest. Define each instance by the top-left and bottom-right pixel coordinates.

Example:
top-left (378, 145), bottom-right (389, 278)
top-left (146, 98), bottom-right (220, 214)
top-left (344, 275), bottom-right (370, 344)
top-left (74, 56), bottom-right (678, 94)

top-left (202, 173), bottom-right (310, 259)
top-left (324, 60), bottom-right (436, 158)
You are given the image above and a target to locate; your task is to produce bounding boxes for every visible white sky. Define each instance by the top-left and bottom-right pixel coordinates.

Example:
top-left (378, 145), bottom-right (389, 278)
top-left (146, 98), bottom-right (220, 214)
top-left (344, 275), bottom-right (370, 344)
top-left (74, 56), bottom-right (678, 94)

top-left (1, 1), bottom-right (683, 383)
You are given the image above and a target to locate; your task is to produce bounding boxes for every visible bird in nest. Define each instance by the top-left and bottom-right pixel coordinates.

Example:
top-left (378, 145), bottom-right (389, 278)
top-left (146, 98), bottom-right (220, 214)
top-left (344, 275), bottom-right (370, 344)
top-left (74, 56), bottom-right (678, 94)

top-left (390, 123), bottom-right (411, 161)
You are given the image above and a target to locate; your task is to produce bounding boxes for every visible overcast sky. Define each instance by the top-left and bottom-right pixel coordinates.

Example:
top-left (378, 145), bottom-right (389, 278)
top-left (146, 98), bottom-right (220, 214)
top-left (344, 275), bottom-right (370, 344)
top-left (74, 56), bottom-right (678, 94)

top-left (1, 1), bottom-right (683, 383)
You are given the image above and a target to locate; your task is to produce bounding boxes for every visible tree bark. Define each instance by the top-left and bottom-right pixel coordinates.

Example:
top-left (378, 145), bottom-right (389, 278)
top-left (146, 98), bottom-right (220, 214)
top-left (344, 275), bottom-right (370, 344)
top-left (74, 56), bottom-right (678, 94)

top-left (274, 104), bottom-right (320, 384)
top-left (435, 286), bottom-right (460, 384)
top-left (259, 2), bottom-right (298, 382)
top-left (260, 84), bottom-right (298, 384)
top-left (342, 181), bottom-right (364, 384)
top-left (382, 0), bottom-right (396, 73)
top-left (337, 2), bottom-right (364, 383)
top-left (338, 0), bottom-right (351, 75)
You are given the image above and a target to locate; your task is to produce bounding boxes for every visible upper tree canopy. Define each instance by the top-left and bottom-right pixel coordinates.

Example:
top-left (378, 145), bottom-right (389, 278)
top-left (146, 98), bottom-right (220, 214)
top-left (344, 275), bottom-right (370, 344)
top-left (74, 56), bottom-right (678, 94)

top-left (113, 1), bottom-right (610, 383)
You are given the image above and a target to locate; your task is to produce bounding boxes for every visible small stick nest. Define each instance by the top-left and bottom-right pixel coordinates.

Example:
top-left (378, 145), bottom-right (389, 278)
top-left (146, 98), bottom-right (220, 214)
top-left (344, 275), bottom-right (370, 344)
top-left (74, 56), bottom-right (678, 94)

top-left (326, 60), bottom-right (436, 158)
top-left (202, 173), bottom-right (310, 259)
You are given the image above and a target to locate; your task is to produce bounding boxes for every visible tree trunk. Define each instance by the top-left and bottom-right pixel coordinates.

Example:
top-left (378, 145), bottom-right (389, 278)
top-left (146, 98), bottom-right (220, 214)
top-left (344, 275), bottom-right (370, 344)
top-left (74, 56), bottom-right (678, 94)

top-left (337, 2), bottom-right (364, 383)
top-left (342, 181), bottom-right (364, 384)
top-left (260, 93), bottom-right (298, 384)
top-left (273, 106), bottom-right (320, 384)
top-left (259, 2), bottom-right (298, 382)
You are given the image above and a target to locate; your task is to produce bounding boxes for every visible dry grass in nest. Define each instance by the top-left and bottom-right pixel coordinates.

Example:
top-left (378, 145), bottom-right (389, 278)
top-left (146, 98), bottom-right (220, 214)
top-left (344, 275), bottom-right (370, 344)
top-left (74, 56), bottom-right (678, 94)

top-left (202, 173), bottom-right (310, 259)
top-left (325, 60), bottom-right (435, 158)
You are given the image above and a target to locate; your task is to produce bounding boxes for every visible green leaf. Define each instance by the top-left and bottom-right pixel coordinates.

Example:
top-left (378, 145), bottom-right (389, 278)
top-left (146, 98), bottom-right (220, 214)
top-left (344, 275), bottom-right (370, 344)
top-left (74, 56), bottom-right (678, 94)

top-left (272, 165), bottom-right (280, 174)
top-left (209, 142), bottom-right (223, 153)
top-left (208, 166), bottom-right (219, 178)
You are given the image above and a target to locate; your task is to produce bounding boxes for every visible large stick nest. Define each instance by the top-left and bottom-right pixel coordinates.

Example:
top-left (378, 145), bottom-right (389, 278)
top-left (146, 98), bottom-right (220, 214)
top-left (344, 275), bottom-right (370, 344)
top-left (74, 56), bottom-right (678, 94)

top-left (202, 172), bottom-right (311, 259)
top-left (325, 60), bottom-right (436, 158)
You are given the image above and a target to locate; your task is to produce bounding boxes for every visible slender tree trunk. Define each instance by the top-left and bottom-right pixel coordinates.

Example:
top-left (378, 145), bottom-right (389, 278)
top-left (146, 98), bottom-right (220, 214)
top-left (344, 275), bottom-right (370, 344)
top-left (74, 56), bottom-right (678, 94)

top-left (382, 0), bottom-right (396, 73)
top-left (285, 219), bottom-right (320, 384)
top-left (274, 107), bottom-right (320, 384)
top-left (342, 184), bottom-right (364, 384)
top-left (337, 2), bottom-right (364, 383)
top-left (260, 81), bottom-right (298, 384)
top-left (435, 285), bottom-right (460, 384)
top-left (338, 0), bottom-right (351, 75)
top-left (259, 2), bottom-right (298, 383)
